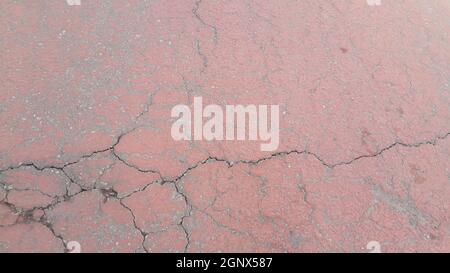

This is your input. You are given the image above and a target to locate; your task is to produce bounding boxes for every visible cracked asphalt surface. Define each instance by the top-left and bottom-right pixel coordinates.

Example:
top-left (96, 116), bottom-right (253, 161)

top-left (1, 0), bottom-right (449, 253)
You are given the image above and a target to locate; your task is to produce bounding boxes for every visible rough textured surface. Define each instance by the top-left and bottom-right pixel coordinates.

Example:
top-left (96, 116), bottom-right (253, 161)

top-left (0, 0), bottom-right (449, 252)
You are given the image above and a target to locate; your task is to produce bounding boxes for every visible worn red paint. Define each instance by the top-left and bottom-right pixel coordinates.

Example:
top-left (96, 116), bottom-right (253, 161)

top-left (0, 0), bottom-right (449, 253)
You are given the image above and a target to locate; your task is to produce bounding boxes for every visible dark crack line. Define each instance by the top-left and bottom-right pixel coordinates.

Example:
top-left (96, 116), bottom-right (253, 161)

top-left (0, 127), bottom-right (141, 174)
top-left (112, 131), bottom-right (450, 192)
top-left (111, 148), bottom-right (162, 177)
top-left (119, 176), bottom-right (193, 252)
top-left (1, 126), bottom-right (448, 252)
top-left (330, 132), bottom-right (450, 167)
top-left (192, 0), bottom-right (218, 43)
top-left (149, 131), bottom-right (450, 188)
top-left (195, 38), bottom-right (208, 72)
top-left (0, 201), bottom-right (68, 252)
top-left (2, 131), bottom-right (448, 200)
top-left (118, 199), bottom-right (149, 253)
top-left (234, 131), bottom-right (450, 169)
top-left (41, 210), bottom-right (69, 253)
top-left (172, 181), bottom-right (192, 253)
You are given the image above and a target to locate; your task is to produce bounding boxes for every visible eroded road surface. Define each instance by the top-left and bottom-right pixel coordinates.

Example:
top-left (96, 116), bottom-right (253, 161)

top-left (1, 0), bottom-right (449, 253)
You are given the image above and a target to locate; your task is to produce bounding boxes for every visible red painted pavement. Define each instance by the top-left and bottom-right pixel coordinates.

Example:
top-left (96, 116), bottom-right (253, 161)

top-left (0, 0), bottom-right (449, 253)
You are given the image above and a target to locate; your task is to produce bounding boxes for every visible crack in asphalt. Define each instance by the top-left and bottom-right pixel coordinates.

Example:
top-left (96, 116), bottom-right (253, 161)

top-left (192, 0), bottom-right (219, 44)
top-left (118, 199), bottom-right (149, 253)
top-left (195, 38), bottom-right (208, 72)
top-left (0, 200), bottom-right (68, 252)
top-left (1, 129), bottom-right (449, 252)
top-left (172, 181), bottom-right (192, 252)
top-left (330, 132), bottom-right (450, 168)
